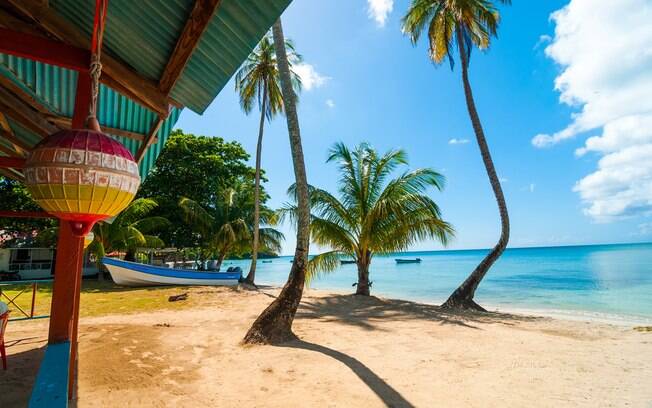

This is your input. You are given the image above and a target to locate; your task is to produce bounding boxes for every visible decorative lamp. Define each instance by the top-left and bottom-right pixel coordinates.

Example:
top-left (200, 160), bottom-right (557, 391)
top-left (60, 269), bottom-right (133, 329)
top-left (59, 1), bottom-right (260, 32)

top-left (23, 129), bottom-right (140, 236)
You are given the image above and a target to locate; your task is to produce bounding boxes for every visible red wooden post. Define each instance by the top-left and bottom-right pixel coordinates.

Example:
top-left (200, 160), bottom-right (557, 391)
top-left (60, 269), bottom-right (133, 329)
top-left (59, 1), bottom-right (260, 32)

top-left (47, 221), bottom-right (84, 344)
top-left (30, 282), bottom-right (37, 318)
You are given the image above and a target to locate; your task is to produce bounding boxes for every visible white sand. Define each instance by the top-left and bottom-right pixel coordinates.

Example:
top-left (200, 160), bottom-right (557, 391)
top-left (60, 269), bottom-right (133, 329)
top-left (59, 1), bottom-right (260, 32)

top-left (2, 286), bottom-right (651, 407)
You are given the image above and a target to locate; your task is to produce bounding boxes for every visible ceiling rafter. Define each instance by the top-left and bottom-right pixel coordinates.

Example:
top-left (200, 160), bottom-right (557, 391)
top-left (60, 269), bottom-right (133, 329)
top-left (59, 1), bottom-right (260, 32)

top-left (0, 86), bottom-right (59, 137)
top-left (158, 0), bottom-right (222, 95)
top-left (135, 116), bottom-right (165, 163)
top-left (5, 0), bottom-right (181, 116)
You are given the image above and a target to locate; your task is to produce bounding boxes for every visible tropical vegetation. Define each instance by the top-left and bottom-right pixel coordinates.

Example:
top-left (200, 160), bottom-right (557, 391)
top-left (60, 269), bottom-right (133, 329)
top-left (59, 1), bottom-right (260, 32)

top-left (402, 0), bottom-right (511, 310)
top-left (235, 32), bottom-right (302, 285)
top-left (86, 198), bottom-right (169, 279)
top-left (280, 142), bottom-right (454, 296)
top-left (178, 180), bottom-right (283, 271)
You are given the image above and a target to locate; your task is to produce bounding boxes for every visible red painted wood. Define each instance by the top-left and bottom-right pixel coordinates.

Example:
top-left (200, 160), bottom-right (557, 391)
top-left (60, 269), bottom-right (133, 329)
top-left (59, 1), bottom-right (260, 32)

top-left (0, 28), bottom-right (89, 72)
top-left (47, 221), bottom-right (84, 344)
top-left (0, 157), bottom-right (26, 169)
top-left (72, 73), bottom-right (92, 129)
top-left (0, 211), bottom-right (53, 219)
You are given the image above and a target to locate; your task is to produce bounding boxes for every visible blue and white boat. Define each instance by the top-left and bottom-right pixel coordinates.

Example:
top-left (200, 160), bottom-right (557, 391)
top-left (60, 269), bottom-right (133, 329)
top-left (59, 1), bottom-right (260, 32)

top-left (102, 258), bottom-right (241, 287)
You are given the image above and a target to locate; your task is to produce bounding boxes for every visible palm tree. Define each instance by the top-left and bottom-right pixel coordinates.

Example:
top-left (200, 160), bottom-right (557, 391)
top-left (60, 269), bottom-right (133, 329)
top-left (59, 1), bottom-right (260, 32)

top-left (87, 198), bottom-right (169, 279)
top-left (235, 34), bottom-right (302, 285)
top-left (243, 19), bottom-right (311, 345)
top-left (402, 0), bottom-right (511, 311)
top-left (281, 142), bottom-right (454, 296)
top-left (179, 182), bottom-right (283, 270)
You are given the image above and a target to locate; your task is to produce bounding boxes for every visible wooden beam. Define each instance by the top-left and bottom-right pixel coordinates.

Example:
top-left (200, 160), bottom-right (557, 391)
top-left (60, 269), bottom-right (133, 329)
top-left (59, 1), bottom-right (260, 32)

top-left (135, 117), bottom-right (165, 163)
top-left (0, 86), bottom-right (58, 137)
top-left (45, 116), bottom-right (150, 142)
top-left (0, 27), bottom-right (89, 71)
top-left (0, 112), bottom-right (28, 155)
top-left (158, 0), bottom-right (222, 95)
top-left (8, 0), bottom-right (177, 116)
top-left (0, 73), bottom-right (52, 115)
top-left (0, 168), bottom-right (24, 182)
top-left (0, 156), bottom-right (26, 168)
top-left (0, 7), bottom-right (46, 36)
top-left (0, 141), bottom-right (24, 158)
top-left (0, 128), bottom-right (32, 152)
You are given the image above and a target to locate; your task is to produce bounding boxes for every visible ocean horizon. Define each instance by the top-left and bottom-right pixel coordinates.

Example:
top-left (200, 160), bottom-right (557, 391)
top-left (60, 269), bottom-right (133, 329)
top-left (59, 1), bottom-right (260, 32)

top-left (226, 242), bottom-right (652, 324)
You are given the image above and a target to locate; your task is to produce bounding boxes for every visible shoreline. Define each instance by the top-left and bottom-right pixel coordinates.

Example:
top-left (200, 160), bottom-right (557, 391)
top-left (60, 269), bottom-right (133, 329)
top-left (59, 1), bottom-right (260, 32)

top-left (297, 286), bottom-right (652, 327)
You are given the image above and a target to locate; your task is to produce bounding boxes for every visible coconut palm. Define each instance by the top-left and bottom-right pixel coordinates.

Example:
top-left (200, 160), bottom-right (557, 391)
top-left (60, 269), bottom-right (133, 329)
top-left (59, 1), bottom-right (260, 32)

top-left (280, 142), bottom-right (454, 296)
top-left (243, 19), bottom-right (311, 345)
top-left (87, 198), bottom-right (169, 279)
top-left (235, 34), bottom-right (302, 285)
top-left (179, 183), bottom-right (283, 270)
top-left (402, 0), bottom-right (511, 310)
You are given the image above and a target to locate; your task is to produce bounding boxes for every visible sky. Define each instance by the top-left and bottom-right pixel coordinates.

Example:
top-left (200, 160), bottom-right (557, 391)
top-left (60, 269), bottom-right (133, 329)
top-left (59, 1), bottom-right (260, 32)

top-left (175, 0), bottom-right (652, 255)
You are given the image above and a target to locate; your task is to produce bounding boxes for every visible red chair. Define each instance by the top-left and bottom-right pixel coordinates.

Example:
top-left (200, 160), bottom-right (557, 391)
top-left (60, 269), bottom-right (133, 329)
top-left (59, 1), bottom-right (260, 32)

top-left (0, 311), bottom-right (8, 370)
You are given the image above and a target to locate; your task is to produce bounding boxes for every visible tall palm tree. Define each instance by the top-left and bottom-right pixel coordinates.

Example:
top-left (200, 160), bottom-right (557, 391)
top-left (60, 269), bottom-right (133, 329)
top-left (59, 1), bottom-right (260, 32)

top-left (402, 0), bottom-right (511, 310)
top-left (281, 143), bottom-right (454, 296)
top-left (179, 183), bottom-right (283, 270)
top-left (235, 34), bottom-right (302, 285)
top-left (87, 198), bottom-right (169, 279)
top-left (243, 19), bottom-right (311, 345)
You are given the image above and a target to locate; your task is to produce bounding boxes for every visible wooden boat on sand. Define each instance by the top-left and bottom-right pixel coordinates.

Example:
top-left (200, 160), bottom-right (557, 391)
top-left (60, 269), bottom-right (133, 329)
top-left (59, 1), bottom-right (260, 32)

top-left (102, 258), bottom-right (241, 287)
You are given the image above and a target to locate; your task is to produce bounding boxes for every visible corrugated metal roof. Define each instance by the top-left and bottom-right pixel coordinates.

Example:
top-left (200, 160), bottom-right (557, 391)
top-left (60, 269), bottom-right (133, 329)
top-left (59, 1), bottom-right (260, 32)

top-left (50, 0), bottom-right (292, 114)
top-left (172, 0), bottom-right (292, 113)
top-left (0, 0), bottom-right (291, 180)
top-left (0, 54), bottom-right (181, 178)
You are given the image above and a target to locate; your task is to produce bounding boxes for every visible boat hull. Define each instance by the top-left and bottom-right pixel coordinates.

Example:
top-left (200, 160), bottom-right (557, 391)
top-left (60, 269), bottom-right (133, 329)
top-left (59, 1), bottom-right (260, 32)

top-left (102, 258), bottom-right (241, 287)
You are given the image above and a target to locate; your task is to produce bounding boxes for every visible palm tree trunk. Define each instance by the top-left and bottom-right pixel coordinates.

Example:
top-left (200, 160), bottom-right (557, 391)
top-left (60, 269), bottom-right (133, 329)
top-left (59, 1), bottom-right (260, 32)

top-left (442, 29), bottom-right (510, 311)
top-left (355, 257), bottom-right (371, 296)
top-left (243, 18), bottom-right (310, 344)
top-left (215, 252), bottom-right (227, 272)
top-left (245, 86), bottom-right (267, 285)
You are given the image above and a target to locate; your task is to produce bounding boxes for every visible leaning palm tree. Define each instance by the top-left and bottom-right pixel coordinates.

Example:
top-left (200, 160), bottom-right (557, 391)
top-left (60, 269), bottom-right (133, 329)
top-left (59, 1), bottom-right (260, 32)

top-left (87, 198), bottom-right (169, 279)
top-left (243, 19), bottom-right (311, 345)
top-left (402, 0), bottom-right (511, 311)
top-left (235, 34), bottom-right (302, 285)
top-left (281, 142), bottom-right (454, 296)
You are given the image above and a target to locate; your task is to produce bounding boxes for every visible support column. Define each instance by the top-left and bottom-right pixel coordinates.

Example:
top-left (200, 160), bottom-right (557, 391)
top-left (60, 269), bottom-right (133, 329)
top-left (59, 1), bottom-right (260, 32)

top-left (47, 221), bottom-right (84, 344)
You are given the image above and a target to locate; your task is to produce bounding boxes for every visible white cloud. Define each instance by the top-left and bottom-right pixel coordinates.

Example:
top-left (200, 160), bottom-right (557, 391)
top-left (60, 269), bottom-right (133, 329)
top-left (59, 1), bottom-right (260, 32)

top-left (534, 34), bottom-right (552, 50)
top-left (529, 183), bottom-right (536, 193)
top-left (499, 177), bottom-right (508, 183)
top-left (448, 138), bottom-right (470, 145)
top-left (325, 99), bottom-right (335, 108)
top-left (294, 63), bottom-right (330, 91)
top-left (534, 0), bottom-right (652, 222)
top-left (367, 0), bottom-right (393, 27)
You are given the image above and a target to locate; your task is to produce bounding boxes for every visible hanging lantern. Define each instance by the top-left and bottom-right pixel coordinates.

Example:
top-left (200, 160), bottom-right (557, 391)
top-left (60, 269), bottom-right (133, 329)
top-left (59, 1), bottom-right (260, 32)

top-left (23, 129), bottom-right (140, 236)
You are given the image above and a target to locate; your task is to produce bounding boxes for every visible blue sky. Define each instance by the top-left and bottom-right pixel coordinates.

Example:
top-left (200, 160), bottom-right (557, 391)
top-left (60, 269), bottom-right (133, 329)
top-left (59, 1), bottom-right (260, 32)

top-left (176, 0), bottom-right (652, 255)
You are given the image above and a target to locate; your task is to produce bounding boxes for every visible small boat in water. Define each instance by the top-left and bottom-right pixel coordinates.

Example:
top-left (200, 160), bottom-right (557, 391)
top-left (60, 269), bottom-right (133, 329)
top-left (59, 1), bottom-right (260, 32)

top-left (102, 258), bottom-right (241, 287)
top-left (340, 260), bottom-right (356, 265)
top-left (395, 258), bottom-right (422, 264)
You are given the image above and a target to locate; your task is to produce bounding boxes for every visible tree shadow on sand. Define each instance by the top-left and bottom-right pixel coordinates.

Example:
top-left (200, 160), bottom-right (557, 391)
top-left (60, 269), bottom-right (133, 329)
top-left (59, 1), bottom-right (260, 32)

top-left (280, 340), bottom-right (416, 408)
top-left (296, 294), bottom-right (542, 331)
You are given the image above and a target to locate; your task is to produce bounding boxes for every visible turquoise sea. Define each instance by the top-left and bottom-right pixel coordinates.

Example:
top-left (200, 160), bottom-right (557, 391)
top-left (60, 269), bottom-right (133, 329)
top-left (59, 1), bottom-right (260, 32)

top-left (226, 243), bottom-right (652, 324)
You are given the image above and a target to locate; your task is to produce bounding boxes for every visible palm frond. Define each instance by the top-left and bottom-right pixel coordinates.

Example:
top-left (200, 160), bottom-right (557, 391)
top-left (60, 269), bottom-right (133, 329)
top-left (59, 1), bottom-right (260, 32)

top-left (307, 250), bottom-right (345, 286)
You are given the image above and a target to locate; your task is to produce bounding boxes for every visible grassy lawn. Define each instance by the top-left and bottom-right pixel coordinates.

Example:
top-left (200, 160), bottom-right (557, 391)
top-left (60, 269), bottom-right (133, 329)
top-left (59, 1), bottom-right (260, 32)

top-left (0, 280), bottom-right (215, 318)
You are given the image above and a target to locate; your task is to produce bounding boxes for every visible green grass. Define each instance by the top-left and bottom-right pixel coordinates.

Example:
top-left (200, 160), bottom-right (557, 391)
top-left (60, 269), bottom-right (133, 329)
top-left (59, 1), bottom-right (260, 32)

top-left (0, 280), bottom-right (213, 318)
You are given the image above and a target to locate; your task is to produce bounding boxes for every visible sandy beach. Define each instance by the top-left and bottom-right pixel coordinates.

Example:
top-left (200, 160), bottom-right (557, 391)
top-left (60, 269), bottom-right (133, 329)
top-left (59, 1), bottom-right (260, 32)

top-left (2, 286), bottom-right (650, 407)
